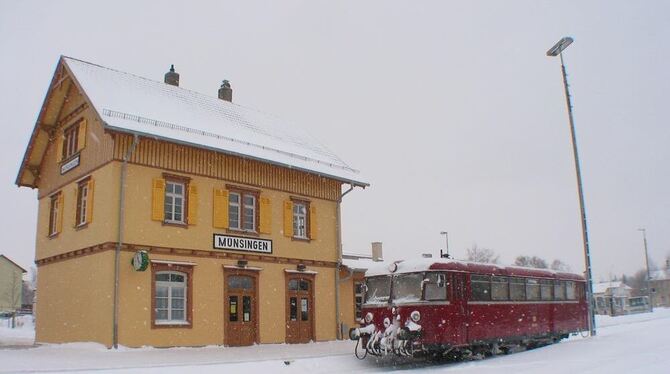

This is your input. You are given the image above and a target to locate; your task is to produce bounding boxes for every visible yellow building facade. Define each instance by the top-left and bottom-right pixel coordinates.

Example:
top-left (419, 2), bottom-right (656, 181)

top-left (16, 57), bottom-right (367, 348)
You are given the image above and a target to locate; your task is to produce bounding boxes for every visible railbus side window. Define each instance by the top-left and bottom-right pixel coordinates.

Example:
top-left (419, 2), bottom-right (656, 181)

top-left (424, 272), bottom-right (448, 301)
top-left (565, 281), bottom-right (576, 300)
top-left (554, 281), bottom-right (566, 301)
top-left (509, 277), bottom-right (526, 301)
top-left (471, 275), bottom-right (491, 301)
top-left (526, 278), bottom-right (541, 301)
top-left (491, 276), bottom-right (509, 301)
top-left (540, 279), bottom-right (553, 300)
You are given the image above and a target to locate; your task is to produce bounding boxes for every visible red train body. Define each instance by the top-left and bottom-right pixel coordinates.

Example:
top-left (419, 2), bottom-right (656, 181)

top-left (350, 259), bottom-right (588, 358)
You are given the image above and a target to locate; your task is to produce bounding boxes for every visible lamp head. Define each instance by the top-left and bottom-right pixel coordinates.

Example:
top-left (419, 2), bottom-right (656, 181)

top-left (546, 37), bottom-right (574, 57)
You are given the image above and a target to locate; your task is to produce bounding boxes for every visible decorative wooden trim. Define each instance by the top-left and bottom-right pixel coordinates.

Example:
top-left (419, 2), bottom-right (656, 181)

top-left (151, 262), bottom-right (194, 329)
top-left (110, 133), bottom-right (342, 202)
top-left (34, 241), bottom-right (339, 268)
top-left (55, 103), bottom-right (88, 129)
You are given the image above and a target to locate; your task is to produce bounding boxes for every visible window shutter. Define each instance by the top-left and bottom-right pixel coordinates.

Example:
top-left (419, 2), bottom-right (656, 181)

top-left (187, 184), bottom-right (198, 225)
top-left (151, 178), bottom-right (165, 221)
top-left (259, 197), bottom-right (271, 234)
top-left (213, 188), bottom-right (229, 229)
top-left (86, 179), bottom-right (95, 224)
top-left (56, 193), bottom-right (64, 234)
top-left (55, 133), bottom-right (64, 163)
top-left (309, 205), bottom-right (317, 240)
top-left (77, 119), bottom-right (87, 151)
top-left (283, 200), bottom-right (293, 237)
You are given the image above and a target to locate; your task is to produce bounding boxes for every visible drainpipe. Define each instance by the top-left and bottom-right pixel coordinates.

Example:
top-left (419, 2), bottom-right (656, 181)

top-left (335, 183), bottom-right (354, 340)
top-left (113, 134), bottom-right (139, 349)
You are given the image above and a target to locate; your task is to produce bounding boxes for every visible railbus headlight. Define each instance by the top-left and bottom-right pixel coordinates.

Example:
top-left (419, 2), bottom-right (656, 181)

top-left (410, 310), bottom-right (421, 322)
top-left (365, 312), bottom-right (374, 324)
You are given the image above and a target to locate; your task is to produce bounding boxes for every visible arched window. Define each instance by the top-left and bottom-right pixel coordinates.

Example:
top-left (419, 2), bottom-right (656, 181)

top-left (155, 271), bottom-right (187, 323)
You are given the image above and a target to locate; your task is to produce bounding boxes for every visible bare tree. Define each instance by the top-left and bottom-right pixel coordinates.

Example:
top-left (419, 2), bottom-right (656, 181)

top-left (624, 269), bottom-right (648, 297)
top-left (550, 259), bottom-right (571, 272)
top-left (514, 255), bottom-right (548, 269)
top-left (466, 244), bottom-right (499, 264)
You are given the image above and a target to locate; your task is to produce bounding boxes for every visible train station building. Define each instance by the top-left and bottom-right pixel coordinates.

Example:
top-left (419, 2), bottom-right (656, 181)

top-left (16, 56), bottom-right (368, 347)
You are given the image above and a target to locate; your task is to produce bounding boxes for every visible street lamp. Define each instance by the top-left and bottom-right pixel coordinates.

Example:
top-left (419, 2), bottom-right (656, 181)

top-left (637, 228), bottom-right (654, 312)
top-left (440, 231), bottom-right (450, 258)
top-left (546, 37), bottom-right (596, 336)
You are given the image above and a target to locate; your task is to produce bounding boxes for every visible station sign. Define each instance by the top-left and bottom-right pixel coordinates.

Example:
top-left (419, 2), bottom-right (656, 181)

top-left (213, 234), bottom-right (272, 254)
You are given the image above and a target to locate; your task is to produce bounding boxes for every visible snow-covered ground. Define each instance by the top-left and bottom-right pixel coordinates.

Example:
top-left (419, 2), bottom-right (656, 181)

top-left (1, 309), bottom-right (669, 373)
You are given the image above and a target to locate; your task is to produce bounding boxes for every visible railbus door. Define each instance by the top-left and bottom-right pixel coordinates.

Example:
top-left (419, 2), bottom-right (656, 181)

top-left (451, 272), bottom-right (468, 345)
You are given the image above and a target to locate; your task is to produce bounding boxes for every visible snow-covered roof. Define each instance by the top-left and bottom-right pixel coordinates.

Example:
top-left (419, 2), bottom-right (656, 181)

top-left (650, 269), bottom-right (670, 281)
top-left (593, 281), bottom-right (631, 294)
top-left (342, 258), bottom-right (385, 272)
top-left (63, 57), bottom-right (367, 187)
top-left (364, 258), bottom-right (584, 280)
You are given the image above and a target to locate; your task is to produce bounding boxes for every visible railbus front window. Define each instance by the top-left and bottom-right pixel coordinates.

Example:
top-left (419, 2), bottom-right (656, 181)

top-left (364, 276), bottom-right (391, 304)
top-left (424, 272), bottom-right (448, 301)
top-left (392, 273), bottom-right (424, 303)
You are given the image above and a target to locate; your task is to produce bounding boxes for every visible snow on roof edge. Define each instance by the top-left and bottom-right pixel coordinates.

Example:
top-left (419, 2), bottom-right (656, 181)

top-left (105, 124), bottom-right (369, 187)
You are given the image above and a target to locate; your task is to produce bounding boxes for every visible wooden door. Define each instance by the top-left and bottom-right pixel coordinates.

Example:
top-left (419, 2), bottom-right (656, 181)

top-left (225, 272), bottom-right (258, 346)
top-left (285, 275), bottom-right (314, 344)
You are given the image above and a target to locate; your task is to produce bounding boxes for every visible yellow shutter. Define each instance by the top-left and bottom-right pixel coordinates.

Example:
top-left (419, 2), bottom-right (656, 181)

top-left (309, 205), bottom-right (317, 240)
top-left (213, 188), bottom-right (229, 229)
top-left (56, 193), bottom-right (64, 234)
top-left (187, 184), bottom-right (198, 225)
top-left (259, 197), bottom-right (271, 234)
top-left (55, 132), bottom-right (64, 163)
top-left (77, 119), bottom-right (87, 151)
top-left (86, 179), bottom-right (95, 224)
top-left (151, 178), bottom-right (165, 221)
top-left (283, 200), bottom-right (293, 237)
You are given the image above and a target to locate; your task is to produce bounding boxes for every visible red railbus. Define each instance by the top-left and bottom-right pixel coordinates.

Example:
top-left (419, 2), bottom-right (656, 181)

top-left (350, 259), bottom-right (588, 358)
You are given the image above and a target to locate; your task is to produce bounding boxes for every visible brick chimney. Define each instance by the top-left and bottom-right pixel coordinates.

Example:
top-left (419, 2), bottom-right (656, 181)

top-left (164, 65), bottom-right (179, 86)
top-left (218, 80), bottom-right (232, 102)
top-left (371, 242), bottom-right (383, 262)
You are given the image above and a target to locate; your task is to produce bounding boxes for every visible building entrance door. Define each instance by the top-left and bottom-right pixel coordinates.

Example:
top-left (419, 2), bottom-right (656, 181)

top-left (285, 274), bottom-right (314, 343)
top-left (224, 270), bottom-right (258, 346)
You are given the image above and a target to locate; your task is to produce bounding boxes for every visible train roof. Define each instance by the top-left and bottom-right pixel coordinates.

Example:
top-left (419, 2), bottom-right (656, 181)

top-left (365, 258), bottom-right (585, 281)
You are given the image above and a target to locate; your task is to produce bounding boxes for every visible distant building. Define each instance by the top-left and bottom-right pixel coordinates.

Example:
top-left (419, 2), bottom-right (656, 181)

top-left (339, 242), bottom-right (384, 336)
top-left (0, 255), bottom-right (27, 313)
top-left (650, 261), bottom-right (670, 308)
top-left (593, 281), bottom-right (649, 316)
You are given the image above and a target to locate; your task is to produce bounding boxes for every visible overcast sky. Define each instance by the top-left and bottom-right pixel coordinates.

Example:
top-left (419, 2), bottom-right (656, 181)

top-left (1, 1), bottom-right (668, 281)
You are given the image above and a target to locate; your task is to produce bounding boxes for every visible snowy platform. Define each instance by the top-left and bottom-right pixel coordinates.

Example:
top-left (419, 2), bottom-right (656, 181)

top-left (2, 309), bottom-right (670, 373)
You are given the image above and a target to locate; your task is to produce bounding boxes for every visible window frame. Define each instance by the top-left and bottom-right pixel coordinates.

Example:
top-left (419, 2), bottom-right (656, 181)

top-left (48, 192), bottom-right (61, 237)
top-left (151, 263), bottom-right (194, 328)
top-left (162, 173), bottom-right (190, 226)
top-left (75, 177), bottom-right (90, 228)
top-left (61, 123), bottom-right (80, 161)
top-left (227, 185), bottom-right (259, 233)
top-left (291, 198), bottom-right (310, 240)
top-left (354, 279), bottom-right (364, 320)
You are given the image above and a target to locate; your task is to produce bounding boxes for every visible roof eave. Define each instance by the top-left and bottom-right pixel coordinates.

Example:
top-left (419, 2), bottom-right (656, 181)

top-left (103, 125), bottom-right (370, 188)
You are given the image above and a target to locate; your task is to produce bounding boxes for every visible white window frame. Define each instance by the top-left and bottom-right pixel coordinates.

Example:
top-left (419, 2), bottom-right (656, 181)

top-left (164, 181), bottom-right (185, 224)
top-left (242, 194), bottom-right (256, 231)
top-left (76, 181), bottom-right (89, 227)
top-left (49, 193), bottom-right (60, 236)
top-left (293, 201), bottom-right (308, 239)
top-left (229, 192), bottom-right (241, 230)
top-left (62, 124), bottom-right (79, 160)
top-left (155, 271), bottom-right (188, 324)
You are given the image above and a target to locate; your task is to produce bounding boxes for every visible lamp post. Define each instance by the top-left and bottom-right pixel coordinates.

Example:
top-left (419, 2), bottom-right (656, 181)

top-left (638, 228), bottom-right (654, 312)
top-left (440, 231), bottom-right (449, 258)
top-left (546, 37), bottom-right (596, 336)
